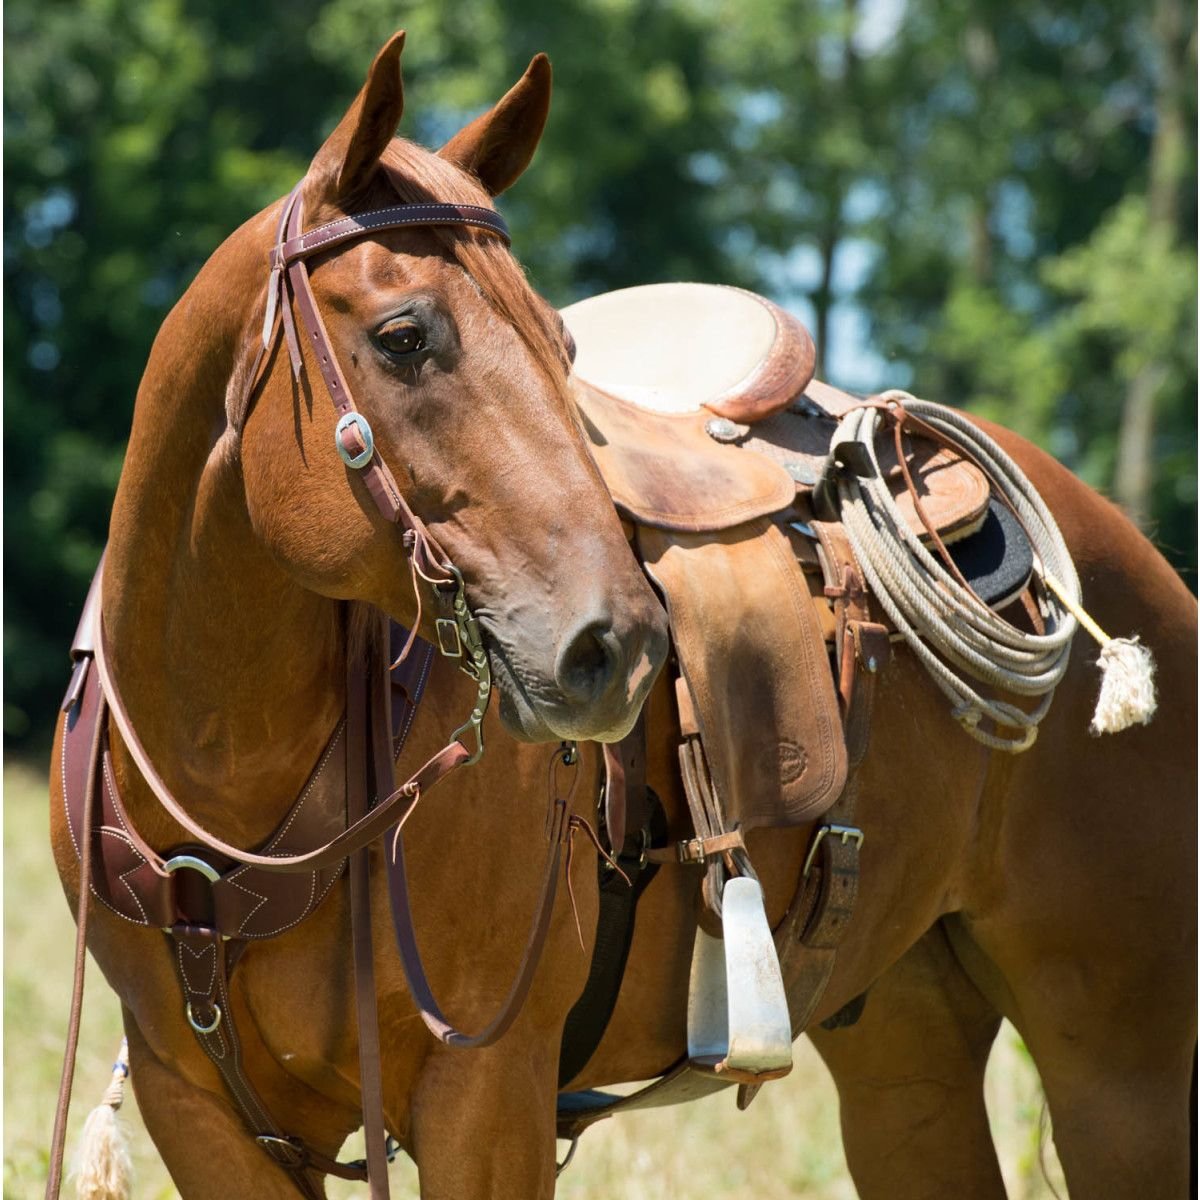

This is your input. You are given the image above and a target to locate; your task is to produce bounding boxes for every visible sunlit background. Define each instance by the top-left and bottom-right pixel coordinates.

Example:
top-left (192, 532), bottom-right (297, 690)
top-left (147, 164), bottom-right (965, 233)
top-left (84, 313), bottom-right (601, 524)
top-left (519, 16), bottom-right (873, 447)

top-left (3, 1), bottom-right (1194, 1194)
top-left (5, 0), bottom-right (1196, 753)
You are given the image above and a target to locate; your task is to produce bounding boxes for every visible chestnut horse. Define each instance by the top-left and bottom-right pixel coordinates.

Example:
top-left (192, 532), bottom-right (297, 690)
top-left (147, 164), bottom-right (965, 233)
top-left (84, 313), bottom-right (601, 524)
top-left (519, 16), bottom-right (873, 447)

top-left (50, 32), bottom-right (1195, 1200)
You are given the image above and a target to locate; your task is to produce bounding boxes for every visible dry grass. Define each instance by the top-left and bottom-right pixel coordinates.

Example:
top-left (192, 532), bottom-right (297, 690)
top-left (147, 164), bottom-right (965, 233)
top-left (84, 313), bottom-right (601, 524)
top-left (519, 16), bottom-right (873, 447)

top-left (4, 761), bottom-right (1064, 1198)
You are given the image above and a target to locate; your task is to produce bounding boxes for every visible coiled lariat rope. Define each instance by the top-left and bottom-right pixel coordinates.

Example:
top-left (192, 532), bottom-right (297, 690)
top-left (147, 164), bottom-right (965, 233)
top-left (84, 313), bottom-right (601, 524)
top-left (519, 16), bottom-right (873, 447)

top-left (827, 390), bottom-right (1156, 752)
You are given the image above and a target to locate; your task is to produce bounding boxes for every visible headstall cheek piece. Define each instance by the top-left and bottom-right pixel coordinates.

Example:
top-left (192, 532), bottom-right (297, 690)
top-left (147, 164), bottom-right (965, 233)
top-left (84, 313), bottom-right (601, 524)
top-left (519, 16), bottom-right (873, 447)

top-left (252, 178), bottom-right (505, 748)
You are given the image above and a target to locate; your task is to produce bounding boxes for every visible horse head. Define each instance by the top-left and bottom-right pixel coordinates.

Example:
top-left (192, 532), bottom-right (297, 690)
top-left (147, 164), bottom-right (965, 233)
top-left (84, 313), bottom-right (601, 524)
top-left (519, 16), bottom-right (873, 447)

top-left (227, 34), bottom-right (667, 743)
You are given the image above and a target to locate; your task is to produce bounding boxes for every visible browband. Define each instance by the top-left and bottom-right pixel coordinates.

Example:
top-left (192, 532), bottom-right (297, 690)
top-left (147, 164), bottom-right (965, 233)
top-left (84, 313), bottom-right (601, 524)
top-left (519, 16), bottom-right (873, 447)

top-left (269, 202), bottom-right (511, 269)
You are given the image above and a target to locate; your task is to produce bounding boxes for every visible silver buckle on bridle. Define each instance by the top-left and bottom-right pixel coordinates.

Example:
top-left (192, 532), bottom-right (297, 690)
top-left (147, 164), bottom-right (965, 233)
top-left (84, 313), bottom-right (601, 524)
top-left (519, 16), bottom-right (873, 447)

top-left (334, 411), bottom-right (375, 469)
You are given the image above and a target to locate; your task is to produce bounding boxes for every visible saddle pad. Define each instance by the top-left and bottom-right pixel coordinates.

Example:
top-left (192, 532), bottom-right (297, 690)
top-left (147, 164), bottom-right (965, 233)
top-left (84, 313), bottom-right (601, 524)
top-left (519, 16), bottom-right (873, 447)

top-left (562, 283), bottom-right (815, 423)
top-left (948, 497), bottom-right (1034, 608)
top-left (638, 519), bottom-right (847, 832)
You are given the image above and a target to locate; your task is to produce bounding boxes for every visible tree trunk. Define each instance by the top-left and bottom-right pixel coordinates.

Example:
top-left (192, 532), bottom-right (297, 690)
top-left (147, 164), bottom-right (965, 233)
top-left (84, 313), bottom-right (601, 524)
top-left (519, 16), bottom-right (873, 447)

top-left (1113, 0), bottom-right (1188, 527)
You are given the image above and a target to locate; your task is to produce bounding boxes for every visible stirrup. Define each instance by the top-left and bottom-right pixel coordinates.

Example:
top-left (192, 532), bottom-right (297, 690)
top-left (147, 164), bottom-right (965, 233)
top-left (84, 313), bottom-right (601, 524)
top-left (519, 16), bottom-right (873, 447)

top-left (686, 875), bottom-right (792, 1084)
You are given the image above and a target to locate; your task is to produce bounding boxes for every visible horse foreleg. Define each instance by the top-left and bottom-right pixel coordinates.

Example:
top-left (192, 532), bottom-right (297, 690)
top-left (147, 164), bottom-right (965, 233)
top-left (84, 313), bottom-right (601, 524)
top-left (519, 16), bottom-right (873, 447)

top-left (408, 1034), bottom-right (559, 1200)
top-left (809, 924), bottom-right (1006, 1200)
top-left (123, 1014), bottom-right (324, 1199)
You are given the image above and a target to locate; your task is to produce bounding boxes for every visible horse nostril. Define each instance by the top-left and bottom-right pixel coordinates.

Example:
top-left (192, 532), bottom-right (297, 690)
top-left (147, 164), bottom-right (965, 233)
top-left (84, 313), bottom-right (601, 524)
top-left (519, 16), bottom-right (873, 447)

top-left (555, 619), bottom-right (618, 705)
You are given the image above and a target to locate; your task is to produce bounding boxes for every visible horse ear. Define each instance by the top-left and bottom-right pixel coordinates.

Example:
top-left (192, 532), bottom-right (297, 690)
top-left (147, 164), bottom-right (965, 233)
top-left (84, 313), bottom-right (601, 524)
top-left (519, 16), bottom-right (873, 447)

top-left (309, 31), bottom-right (406, 204)
top-left (438, 54), bottom-right (552, 196)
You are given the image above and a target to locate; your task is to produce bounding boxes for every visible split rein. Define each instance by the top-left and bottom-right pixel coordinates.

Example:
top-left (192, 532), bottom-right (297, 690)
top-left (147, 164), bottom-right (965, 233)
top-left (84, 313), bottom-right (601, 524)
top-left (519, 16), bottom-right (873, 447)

top-left (48, 175), bottom-right (595, 1200)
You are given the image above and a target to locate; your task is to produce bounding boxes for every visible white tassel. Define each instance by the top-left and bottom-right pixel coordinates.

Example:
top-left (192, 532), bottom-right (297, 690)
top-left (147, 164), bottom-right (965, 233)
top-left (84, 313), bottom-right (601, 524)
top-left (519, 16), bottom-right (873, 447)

top-left (73, 1038), bottom-right (133, 1200)
top-left (1041, 574), bottom-right (1159, 737)
top-left (1090, 637), bottom-right (1158, 735)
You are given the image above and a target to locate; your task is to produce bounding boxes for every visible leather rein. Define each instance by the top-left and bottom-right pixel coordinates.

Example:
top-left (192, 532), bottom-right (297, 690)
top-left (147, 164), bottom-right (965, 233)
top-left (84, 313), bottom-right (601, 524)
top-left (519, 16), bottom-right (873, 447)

top-left (48, 175), bottom-right (580, 1200)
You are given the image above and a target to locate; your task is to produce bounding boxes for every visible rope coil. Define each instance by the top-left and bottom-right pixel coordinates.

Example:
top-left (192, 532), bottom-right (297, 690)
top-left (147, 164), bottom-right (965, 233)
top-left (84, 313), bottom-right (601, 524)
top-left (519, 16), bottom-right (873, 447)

top-left (828, 391), bottom-right (1155, 751)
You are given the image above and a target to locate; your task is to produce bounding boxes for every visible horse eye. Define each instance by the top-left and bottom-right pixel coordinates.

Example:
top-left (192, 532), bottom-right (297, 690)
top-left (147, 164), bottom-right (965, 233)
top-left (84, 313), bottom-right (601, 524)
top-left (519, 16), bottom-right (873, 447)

top-left (377, 320), bottom-right (425, 358)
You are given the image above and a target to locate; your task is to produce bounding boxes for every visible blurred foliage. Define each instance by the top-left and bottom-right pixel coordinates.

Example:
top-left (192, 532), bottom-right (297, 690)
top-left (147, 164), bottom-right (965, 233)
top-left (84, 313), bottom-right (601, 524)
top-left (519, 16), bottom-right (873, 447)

top-left (4, 0), bottom-right (1195, 751)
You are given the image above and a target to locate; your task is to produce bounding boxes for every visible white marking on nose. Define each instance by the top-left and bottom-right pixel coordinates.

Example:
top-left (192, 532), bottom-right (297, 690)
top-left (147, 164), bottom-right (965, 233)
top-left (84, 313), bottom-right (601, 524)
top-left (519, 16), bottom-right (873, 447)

top-left (626, 650), bottom-right (653, 703)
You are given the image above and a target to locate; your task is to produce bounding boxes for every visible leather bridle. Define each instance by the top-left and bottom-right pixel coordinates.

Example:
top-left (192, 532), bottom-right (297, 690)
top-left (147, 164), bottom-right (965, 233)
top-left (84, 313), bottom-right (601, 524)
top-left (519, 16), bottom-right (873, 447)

top-left (250, 169), bottom-right (506, 730)
top-left (48, 174), bottom-right (581, 1200)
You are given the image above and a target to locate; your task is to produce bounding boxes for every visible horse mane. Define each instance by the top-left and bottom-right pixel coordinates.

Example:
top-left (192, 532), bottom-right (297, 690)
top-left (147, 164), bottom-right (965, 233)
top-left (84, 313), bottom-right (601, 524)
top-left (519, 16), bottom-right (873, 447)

top-left (373, 138), bottom-right (572, 397)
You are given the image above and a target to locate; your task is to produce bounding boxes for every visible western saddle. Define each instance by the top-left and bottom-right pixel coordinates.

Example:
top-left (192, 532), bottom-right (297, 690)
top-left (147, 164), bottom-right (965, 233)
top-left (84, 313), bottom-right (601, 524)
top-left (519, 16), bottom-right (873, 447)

top-left (555, 282), bottom-right (1026, 1142)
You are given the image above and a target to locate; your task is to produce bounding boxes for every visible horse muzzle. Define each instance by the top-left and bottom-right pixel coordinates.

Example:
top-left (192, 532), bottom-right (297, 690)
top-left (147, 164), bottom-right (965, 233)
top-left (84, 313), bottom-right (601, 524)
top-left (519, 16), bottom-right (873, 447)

top-left (483, 599), bottom-right (668, 743)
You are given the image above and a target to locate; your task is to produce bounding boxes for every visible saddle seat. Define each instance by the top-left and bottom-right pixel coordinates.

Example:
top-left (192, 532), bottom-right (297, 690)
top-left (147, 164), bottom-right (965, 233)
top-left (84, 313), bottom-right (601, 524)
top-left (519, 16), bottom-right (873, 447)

top-left (563, 282), bottom-right (816, 423)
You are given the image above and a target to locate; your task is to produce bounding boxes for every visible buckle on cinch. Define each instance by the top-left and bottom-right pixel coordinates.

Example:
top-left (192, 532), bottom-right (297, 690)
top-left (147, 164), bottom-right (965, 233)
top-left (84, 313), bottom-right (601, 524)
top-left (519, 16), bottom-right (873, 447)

top-left (802, 823), bottom-right (864, 878)
top-left (334, 411), bottom-right (374, 469)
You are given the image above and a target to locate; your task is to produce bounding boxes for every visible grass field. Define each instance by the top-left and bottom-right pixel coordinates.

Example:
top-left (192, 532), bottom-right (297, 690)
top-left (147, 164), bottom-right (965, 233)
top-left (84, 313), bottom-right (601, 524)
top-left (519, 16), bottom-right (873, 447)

top-left (4, 761), bottom-right (1065, 1198)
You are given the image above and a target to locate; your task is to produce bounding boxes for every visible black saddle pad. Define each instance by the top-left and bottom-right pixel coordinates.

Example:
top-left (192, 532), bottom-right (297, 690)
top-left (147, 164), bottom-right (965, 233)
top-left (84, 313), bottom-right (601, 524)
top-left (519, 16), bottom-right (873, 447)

top-left (948, 497), bottom-right (1033, 609)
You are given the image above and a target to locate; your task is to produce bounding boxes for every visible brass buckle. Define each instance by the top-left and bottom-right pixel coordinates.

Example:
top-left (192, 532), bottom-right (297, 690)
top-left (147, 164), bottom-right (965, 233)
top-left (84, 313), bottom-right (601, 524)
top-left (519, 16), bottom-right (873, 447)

top-left (435, 617), bottom-right (462, 657)
top-left (802, 823), bottom-right (864, 878)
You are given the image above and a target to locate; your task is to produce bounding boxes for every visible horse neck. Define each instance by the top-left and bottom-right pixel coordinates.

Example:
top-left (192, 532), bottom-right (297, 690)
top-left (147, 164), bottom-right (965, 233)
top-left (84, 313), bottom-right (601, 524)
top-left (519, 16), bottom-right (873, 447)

top-left (104, 249), bottom-right (345, 852)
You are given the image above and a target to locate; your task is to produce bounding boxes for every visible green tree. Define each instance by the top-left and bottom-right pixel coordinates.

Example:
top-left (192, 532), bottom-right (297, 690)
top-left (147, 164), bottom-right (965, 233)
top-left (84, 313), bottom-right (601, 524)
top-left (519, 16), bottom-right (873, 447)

top-left (5, 0), bottom-right (1194, 754)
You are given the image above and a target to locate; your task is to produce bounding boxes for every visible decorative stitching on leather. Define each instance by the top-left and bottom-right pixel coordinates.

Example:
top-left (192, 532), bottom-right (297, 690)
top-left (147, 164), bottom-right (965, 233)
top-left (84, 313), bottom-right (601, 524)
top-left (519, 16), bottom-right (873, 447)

top-left (765, 522), bottom-right (842, 800)
top-left (264, 721), bottom-right (343, 850)
top-left (284, 204), bottom-right (507, 259)
top-left (102, 754), bottom-right (133, 835)
top-left (249, 870), bottom-right (318, 939)
top-left (228, 874), bottom-right (270, 935)
top-left (214, 968), bottom-right (275, 1127)
top-left (64, 717), bottom-right (158, 927)
top-left (97, 829), bottom-right (150, 924)
top-left (61, 727), bottom-right (80, 860)
top-left (223, 721), bottom-right (343, 937)
top-left (177, 940), bottom-right (218, 997)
